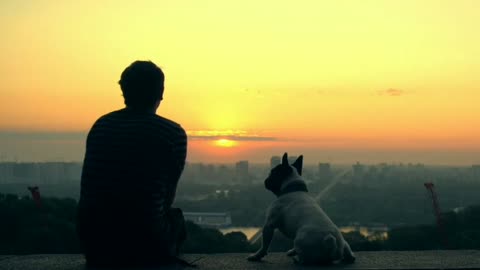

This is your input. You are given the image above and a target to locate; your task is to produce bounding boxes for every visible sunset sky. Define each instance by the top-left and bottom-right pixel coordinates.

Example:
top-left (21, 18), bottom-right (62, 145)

top-left (1, 1), bottom-right (479, 164)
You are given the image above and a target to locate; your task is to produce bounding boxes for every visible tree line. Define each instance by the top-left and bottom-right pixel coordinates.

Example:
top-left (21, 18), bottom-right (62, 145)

top-left (1, 192), bottom-right (480, 254)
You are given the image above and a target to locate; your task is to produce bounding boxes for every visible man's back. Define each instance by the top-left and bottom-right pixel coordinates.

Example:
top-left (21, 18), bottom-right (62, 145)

top-left (77, 108), bottom-right (187, 266)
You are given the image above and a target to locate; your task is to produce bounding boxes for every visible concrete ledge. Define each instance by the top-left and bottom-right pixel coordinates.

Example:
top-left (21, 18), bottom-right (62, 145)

top-left (1, 251), bottom-right (480, 270)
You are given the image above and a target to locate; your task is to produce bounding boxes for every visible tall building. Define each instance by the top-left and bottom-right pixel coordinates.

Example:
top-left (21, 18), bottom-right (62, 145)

top-left (472, 165), bottom-right (480, 178)
top-left (318, 163), bottom-right (332, 181)
top-left (352, 162), bottom-right (365, 178)
top-left (217, 165), bottom-right (230, 183)
top-left (206, 164), bottom-right (215, 178)
top-left (0, 162), bottom-right (14, 183)
top-left (270, 156), bottom-right (281, 168)
top-left (288, 156), bottom-right (298, 164)
top-left (235, 160), bottom-right (249, 182)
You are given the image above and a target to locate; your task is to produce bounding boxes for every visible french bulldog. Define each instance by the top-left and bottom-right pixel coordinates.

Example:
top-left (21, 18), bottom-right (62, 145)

top-left (247, 153), bottom-right (355, 265)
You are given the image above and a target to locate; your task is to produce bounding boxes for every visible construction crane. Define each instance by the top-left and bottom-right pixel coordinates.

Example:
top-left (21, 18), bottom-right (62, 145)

top-left (28, 186), bottom-right (42, 208)
top-left (27, 186), bottom-right (49, 230)
top-left (424, 182), bottom-right (449, 248)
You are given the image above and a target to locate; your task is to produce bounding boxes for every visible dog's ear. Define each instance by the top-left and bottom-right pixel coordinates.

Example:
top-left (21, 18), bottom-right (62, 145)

top-left (282, 153), bottom-right (289, 166)
top-left (292, 155), bottom-right (303, 175)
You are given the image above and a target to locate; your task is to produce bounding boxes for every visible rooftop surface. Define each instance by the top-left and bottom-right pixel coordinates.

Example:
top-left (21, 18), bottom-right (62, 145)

top-left (1, 250), bottom-right (480, 270)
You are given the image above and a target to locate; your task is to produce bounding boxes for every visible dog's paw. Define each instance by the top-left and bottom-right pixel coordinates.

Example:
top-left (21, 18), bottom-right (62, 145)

top-left (292, 255), bottom-right (303, 265)
top-left (286, 248), bottom-right (297, 257)
top-left (247, 253), bottom-right (264, 261)
top-left (342, 254), bottom-right (356, 264)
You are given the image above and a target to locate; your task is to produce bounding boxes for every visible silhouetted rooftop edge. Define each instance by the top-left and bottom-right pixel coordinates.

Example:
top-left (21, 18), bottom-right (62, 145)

top-left (1, 251), bottom-right (480, 270)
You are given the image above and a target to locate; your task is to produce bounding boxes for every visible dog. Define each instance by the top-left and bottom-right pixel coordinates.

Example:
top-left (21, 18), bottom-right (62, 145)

top-left (247, 153), bottom-right (355, 265)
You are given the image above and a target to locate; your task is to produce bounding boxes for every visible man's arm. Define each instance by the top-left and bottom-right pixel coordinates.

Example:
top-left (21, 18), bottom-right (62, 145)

top-left (174, 127), bottom-right (187, 178)
top-left (165, 127), bottom-right (187, 207)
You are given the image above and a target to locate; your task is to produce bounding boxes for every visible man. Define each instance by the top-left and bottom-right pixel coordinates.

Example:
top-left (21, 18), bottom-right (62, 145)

top-left (77, 61), bottom-right (188, 267)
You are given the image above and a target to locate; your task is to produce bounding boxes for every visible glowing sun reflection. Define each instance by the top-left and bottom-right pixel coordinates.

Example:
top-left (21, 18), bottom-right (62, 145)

top-left (215, 139), bottom-right (237, 148)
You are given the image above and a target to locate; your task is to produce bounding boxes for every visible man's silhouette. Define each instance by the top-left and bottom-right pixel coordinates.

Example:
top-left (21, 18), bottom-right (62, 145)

top-left (77, 61), bottom-right (188, 267)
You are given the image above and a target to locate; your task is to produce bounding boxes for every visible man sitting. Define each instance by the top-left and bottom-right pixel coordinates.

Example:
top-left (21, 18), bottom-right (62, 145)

top-left (77, 61), bottom-right (188, 267)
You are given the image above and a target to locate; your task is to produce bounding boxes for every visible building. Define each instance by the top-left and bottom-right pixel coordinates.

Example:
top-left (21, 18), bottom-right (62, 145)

top-left (196, 163), bottom-right (216, 180)
top-left (472, 165), bottom-right (480, 178)
top-left (270, 156), bottom-right (281, 168)
top-left (270, 155), bottom-right (298, 168)
top-left (235, 160), bottom-right (249, 182)
top-left (216, 164), bottom-right (231, 183)
top-left (0, 162), bottom-right (14, 183)
top-left (12, 162), bottom-right (38, 180)
top-left (0, 162), bottom-right (83, 184)
top-left (183, 212), bottom-right (232, 228)
top-left (318, 163), bottom-right (332, 181)
top-left (38, 162), bottom-right (66, 184)
top-left (288, 156), bottom-right (298, 165)
top-left (352, 162), bottom-right (365, 178)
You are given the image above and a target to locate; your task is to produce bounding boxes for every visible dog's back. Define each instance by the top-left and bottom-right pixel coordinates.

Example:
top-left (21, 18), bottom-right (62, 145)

top-left (274, 192), bottom-right (338, 236)
top-left (273, 192), bottom-right (346, 263)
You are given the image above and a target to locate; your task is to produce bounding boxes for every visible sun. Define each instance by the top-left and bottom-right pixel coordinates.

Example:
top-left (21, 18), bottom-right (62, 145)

top-left (215, 139), bottom-right (237, 148)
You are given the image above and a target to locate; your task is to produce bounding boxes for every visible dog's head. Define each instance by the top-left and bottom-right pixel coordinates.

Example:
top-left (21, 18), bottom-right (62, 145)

top-left (264, 153), bottom-right (303, 196)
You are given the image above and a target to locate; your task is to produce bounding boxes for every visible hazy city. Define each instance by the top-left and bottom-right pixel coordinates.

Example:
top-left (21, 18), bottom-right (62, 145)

top-left (2, 158), bottom-right (480, 228)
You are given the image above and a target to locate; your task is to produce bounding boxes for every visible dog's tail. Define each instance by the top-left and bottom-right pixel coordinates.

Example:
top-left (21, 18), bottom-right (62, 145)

top-left (323, 234), bottom-right (338, 260)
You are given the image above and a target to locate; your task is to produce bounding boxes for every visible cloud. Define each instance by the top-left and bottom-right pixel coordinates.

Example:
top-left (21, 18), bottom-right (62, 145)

top-left (0, 132), bottom-right (86, 141)
top-left (0, 130), bottom-right (278, 143)
top-left (378, 88), bottom-right (405, 96)
top-left (188, 135), bottom-right (277, 141)
top-left (187, 130), bottom-right (277, 141)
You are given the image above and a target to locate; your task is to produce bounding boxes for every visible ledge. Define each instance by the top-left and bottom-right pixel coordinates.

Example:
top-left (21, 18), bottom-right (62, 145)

top-left (1, 251), bottom-right (480, 270)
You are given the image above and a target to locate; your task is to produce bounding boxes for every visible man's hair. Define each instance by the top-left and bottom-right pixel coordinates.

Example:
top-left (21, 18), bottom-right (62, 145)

top-left (119, 61), bottom-right (165, 108)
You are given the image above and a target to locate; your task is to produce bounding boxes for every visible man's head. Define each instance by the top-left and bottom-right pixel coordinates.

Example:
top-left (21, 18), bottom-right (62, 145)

top-left (119, 61), bottom-right (165, 111)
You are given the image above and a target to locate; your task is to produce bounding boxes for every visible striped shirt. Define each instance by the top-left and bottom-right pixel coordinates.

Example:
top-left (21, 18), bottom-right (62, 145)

top-left (78, 108), bottom-right (187, 233)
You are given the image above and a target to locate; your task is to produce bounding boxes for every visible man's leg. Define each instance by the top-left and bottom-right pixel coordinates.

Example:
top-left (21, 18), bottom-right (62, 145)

top-left (167, 208), bottom-right (187, 256)
top-left (145, 207), bottom-right (187, 266)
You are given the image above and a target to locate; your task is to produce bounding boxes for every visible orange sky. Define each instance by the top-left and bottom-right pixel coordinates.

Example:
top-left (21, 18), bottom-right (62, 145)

top-left (0, 1), bottom-right (479, 164)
